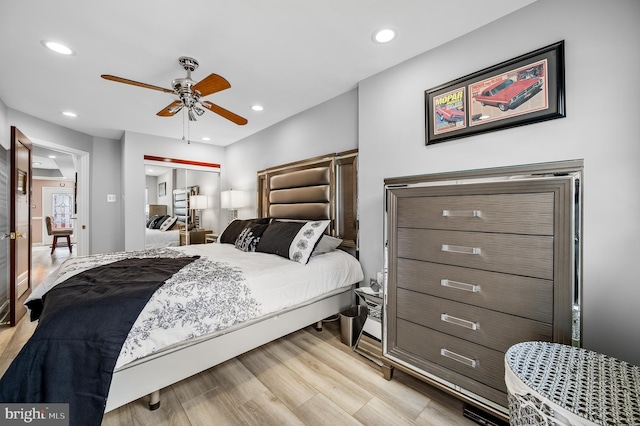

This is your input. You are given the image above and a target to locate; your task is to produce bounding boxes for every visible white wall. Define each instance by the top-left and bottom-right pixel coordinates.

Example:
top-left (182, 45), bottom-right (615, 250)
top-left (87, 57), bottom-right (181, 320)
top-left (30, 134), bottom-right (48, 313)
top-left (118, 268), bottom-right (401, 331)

top-left (223, 89), bottom-right (358, 227)
top-left (358, 0), bottom-right (640, 365)
top-left (121, 131), bottom-right (225, 250)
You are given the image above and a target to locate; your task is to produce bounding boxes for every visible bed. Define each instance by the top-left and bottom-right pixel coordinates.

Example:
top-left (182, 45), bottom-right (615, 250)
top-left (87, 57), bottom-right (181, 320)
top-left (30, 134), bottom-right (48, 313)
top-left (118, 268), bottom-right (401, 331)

top-left (145, 205), bottom-right (180, 248)
top-left (144, 227), bottom-right (180, 248)
top-left (0, 150), bottom-right (360, 425)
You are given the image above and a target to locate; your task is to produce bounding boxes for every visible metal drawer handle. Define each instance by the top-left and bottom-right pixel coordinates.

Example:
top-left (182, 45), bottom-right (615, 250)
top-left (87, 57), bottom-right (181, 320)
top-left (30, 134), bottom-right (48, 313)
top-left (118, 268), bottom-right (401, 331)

top-left (441, 313), bottom-right (479, 330)
top-left (441, 244), bottom-right (481, 255)
top-left (440, 348), bottom-right (479, 368)
top-left (442, 209), bottom-right (482, 218)
top-left (441, 279), bottom-right (480, 293)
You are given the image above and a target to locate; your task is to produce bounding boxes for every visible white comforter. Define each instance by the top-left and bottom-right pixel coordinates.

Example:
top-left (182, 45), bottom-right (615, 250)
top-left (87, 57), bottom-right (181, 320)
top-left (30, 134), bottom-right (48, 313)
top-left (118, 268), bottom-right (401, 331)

top-left (144, 228), bottom-right (180, 249)
top-left (28, 244), bottom-right (363, 369)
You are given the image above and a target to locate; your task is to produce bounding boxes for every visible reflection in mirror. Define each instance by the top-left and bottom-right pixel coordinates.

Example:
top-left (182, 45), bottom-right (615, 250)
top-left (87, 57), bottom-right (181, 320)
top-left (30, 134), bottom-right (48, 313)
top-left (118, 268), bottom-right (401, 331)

top-left (144, 158), bottom-right (220, 247)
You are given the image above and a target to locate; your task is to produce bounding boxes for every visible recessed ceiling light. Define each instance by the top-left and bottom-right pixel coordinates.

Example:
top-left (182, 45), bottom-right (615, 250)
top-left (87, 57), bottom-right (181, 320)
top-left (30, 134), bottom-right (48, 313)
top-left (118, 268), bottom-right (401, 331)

top-left (202, 137), bottom-right (211, 141)
top-left (251, 105), bottom-right (264, 112)
top-left (61, 111), bottom-right (77, 117)
top-left (372, 28), bottom-right (397, 44)
top-left (41, 40), bottom-right (75, 56)
top-left (48, 155), bottom-right (56, 159)
top-left (33, 161), bottom-right (42, 166)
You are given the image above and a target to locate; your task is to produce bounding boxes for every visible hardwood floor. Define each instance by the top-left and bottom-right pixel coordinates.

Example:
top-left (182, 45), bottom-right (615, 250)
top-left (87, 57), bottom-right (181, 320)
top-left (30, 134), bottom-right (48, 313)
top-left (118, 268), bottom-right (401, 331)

top-left (1, 246), bottom-right (483, 425)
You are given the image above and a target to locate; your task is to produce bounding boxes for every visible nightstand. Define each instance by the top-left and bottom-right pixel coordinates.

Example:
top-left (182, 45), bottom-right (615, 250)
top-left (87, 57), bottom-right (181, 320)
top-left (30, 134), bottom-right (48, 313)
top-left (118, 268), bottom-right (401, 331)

top-left (354, 287), bottom-right (393, 380)
top-left (180, 229), bottom-right (213, 245)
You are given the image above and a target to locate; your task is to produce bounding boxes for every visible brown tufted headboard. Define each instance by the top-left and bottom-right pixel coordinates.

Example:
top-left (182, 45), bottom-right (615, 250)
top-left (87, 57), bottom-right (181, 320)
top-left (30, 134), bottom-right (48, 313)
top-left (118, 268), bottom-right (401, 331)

top-left (257, 150), bottom-right (358, 253)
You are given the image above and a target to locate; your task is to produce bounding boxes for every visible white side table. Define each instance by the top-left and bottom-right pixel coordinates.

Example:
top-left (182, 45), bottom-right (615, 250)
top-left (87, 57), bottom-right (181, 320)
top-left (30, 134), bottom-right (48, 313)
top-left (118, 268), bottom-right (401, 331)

top-left (505, 341), bottom-right (640, 425)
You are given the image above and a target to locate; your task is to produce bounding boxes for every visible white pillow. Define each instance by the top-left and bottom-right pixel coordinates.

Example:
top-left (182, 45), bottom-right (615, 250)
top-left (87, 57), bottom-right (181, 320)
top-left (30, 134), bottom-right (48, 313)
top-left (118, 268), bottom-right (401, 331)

top-left (311, 235), bottom-right (343, 256)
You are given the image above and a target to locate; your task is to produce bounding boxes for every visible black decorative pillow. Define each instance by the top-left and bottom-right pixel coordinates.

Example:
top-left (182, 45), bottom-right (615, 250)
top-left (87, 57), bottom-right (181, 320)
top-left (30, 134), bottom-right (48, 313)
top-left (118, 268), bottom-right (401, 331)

top-left (219, 218), bottom-right (271, 244)
top-left (153, 215), bottom-right (170, 229)
top-left (256, 220), bottom-right (330, 264)
top-left (146, 215), bottom-right (160, 228)
top-left (159, 216), bottom-right (178, 231)
top-left (234, 223), bottom-right (269, 252)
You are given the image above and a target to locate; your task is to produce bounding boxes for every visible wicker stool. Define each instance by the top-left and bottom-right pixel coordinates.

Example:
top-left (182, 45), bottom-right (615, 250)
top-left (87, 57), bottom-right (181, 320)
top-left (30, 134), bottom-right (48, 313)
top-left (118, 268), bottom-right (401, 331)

top-left (505, 341), bottom-right (640, 425)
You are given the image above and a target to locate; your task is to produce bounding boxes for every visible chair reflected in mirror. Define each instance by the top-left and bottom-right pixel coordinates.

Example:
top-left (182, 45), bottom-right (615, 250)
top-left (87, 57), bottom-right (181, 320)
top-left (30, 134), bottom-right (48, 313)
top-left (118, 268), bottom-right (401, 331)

top-left (45, 216), bottom-right (73, 254)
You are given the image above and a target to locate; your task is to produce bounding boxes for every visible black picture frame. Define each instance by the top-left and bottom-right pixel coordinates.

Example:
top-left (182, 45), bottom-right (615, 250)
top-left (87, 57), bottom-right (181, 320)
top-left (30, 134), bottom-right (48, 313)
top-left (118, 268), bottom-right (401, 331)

top-left (425, 41), bottom-right (565, 145)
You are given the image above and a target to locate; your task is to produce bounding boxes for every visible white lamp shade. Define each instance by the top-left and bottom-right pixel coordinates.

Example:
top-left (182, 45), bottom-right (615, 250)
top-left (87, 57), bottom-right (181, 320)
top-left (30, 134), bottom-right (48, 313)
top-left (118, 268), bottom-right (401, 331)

top-left (190, 195), bottom-right (208, 210)
top-left (221, 190), bottom-right (246, 209)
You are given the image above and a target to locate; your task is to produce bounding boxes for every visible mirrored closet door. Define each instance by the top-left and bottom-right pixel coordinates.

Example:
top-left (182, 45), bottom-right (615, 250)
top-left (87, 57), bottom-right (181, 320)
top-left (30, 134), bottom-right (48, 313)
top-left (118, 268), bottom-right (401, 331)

top-left (144, 156), bottom-right (220, 247)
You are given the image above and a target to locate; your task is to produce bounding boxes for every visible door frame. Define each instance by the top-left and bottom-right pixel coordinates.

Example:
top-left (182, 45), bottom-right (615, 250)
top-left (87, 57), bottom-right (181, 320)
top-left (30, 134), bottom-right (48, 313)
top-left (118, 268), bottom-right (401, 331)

top-left (31, 138), bottom-right (90, 256)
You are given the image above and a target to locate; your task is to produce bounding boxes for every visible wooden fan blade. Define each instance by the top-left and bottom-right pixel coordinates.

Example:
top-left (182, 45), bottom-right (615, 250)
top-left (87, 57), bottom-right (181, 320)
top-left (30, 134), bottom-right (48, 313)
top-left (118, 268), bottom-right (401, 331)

top-left (193, 74), bottom-right (231, 97)
top-left (157, 101), bottom-right (183, 117)
top-left (101, 75), bottom-right (174, 94)
top-left (201, 101), bottom-right (248, 125)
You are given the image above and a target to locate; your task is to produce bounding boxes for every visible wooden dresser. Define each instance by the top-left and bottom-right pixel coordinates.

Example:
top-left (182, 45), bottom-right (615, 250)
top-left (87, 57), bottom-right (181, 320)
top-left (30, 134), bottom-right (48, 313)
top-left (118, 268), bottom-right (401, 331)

top-left (383, 161), bottom-right (582, 419)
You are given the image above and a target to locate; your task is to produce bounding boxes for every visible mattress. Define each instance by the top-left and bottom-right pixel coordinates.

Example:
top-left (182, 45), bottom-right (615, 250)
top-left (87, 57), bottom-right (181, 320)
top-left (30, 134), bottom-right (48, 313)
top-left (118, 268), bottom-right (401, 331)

top-left (28, 243), bottom-right (363, 369)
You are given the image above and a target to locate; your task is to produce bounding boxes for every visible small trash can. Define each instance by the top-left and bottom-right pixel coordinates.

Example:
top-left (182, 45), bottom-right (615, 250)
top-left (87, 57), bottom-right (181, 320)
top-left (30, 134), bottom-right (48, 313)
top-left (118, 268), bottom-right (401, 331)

top-left (339, 305), bottom-right (366, 348)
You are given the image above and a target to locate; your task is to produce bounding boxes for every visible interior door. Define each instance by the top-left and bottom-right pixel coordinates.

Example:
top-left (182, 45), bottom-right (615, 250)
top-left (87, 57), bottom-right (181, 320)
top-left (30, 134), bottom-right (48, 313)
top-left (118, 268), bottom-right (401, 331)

top-left (9, 127), bottom-right (32, 326)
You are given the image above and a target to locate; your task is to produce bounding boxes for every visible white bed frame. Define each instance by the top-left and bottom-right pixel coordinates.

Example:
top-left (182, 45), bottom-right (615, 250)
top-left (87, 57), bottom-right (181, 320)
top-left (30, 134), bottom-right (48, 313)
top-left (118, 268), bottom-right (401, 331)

top-left (105, 286), bottom-right (353, 412)
top-left (105, 150), bottom-right (360, 412)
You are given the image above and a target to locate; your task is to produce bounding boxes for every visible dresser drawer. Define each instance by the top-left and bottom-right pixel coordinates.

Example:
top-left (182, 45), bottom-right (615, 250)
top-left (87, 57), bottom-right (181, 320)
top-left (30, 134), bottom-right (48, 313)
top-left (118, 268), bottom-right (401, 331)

top-left (397, 228), bottom-right (553, 280)
top-left (397, 289), bottom-right (552, 352)
top-left (397, 259), bottom-right (553, 323)
top-left (397, 192), bottom-right (554, 235)
top-left (396, 318), bottom-right (507, 392)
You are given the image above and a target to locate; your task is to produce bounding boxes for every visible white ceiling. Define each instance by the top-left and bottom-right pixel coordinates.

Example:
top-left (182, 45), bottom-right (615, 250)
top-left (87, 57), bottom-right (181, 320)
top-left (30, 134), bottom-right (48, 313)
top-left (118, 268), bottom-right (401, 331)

top-left (0, 0), bottom-right (536, 147)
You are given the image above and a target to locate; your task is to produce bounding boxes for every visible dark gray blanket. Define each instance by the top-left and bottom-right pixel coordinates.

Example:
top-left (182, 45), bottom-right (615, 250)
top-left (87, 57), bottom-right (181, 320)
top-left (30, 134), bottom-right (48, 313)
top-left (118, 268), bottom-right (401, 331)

top-left (0, 256), bottom-right (198, 426)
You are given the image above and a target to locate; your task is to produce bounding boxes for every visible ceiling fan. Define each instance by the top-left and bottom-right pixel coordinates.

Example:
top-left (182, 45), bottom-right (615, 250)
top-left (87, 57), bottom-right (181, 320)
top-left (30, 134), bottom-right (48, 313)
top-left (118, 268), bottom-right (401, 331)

top-left (101, 56), bottom-right (247, 125)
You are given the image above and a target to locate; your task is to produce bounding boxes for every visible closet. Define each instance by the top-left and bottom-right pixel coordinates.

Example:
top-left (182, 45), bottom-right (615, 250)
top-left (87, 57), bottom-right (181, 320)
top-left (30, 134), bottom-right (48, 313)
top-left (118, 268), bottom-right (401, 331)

top-left (383, 160), bottom-right (582, 418)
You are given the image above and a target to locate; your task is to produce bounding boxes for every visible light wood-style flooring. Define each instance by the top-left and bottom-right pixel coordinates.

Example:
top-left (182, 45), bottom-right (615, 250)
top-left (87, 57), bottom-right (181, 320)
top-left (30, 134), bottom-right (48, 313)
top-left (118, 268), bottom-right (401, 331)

top-left (1, 246), bottom-right (482, 426)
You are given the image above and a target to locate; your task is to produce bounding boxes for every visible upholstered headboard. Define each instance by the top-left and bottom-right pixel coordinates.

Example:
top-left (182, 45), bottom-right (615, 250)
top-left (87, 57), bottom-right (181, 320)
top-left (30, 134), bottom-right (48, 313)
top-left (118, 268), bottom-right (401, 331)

top-left (257, 150), bottom-right (358, 252)
top-left (148, 204), bottom-right (167, 218)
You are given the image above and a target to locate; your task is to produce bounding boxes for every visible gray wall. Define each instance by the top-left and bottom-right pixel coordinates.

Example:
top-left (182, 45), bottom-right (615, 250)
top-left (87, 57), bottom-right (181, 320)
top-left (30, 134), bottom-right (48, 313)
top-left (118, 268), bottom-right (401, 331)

top-left (357, 0), bottom-right (640, 365)
top-left (92, 137), bottom-right (123, 253)
top-left (121, 131), bottom-right (226, 251)
top-left (0, 97), bottom-right (7, 150)
top-left (223, 89), bottom-right (358, 228)
top-left (5, 109), bottom-right (123, 255)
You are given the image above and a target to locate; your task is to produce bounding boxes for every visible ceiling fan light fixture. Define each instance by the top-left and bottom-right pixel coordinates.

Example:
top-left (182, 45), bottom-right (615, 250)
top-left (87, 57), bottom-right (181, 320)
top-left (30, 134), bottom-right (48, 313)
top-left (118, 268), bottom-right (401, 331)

top-left (42, 40), bottom-right (75, 55)
top-left (167, 104), bottom-right (183, 114)
top-left (372, 28), bottom-right (397, 44)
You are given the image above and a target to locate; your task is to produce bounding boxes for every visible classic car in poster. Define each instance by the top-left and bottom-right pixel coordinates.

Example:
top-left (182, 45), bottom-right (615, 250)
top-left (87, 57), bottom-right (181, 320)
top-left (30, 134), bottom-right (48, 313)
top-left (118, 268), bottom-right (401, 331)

top-left (469, 60), bottom-right (548, 126)
top-left (425, 41), bottom-right (565, 145)
top-left (432, 87), bottom-right (466, 135)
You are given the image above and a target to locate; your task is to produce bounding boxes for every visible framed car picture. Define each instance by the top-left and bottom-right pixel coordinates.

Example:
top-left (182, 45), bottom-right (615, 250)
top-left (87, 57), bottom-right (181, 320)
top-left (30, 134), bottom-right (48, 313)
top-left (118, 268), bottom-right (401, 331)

top-left (425, 41), bottom-right (565, 145)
